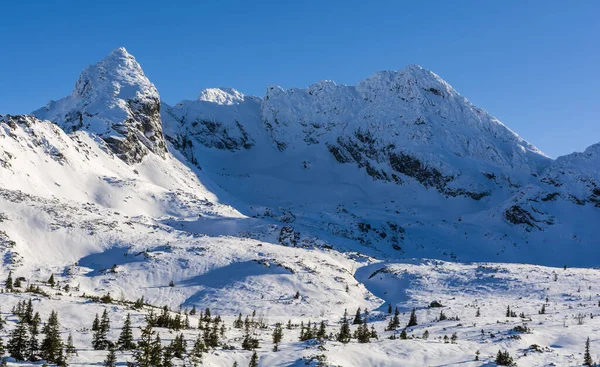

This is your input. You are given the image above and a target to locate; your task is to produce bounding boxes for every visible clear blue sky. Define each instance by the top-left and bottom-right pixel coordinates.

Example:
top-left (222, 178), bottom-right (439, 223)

top-left (1, 0), bottom-right (598, 157)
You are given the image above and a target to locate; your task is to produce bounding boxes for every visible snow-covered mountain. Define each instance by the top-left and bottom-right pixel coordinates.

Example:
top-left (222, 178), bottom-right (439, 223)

top-left (1, 47), bottom-right (599, 366)
top-left (33, 47), bottom-right (167, 163)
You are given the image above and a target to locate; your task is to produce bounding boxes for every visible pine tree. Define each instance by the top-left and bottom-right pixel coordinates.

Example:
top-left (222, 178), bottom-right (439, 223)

top-left (438, 310), bottom-right (447, 321)
top-left (190, 305), bottom-right (197, 316)
top-left (47, 274), bottom-right (55, 287)
top-left (5, 271), bottom-right (13, 291)
top-left (352, 308), bottom-right (362, 325)
top-left (0, 336), bottom-right (4, 357)
top-left (170, 333), bottom-right (186, 359)
top-left (189, 333), bottom-right (205, 365)
top-left (92, 314), bottom-right (100, 332)
top-left (400, 328), bottom-right (408, 339)
top-left (8, 319), bottom-right (29, 361)
top-left (249, 351), bottom-right (258, 367)
top-left (150, 334), bottom-right (162, 367)
top-left (93, 309), bottom-right (111, 350)
top-left (40, 310), bottom-right (64, 364)
top-left (476, 307), bottom-right (481, 317)
top-left (103, 347), bottom-right (117, 367)
top-left (407, 308), bottom-right (418, 327)
top-left (161, 346), bottom-right (173, 367)
top-left (233, 313), bottom-right (243, 328)
top-left (27, 311), bottom-right (40, 361)
top-left (0, 308), bottom-right (5, 331)
top-left (495, 350), bottom-right (515, 366)
top-left (387, 307), bottom-right (401, 330)
top-left (118, 314), bottom-right (135, 350)
top-left (422, 330), bottom-right (429, 339)
top-left (337, 309), bottom-right (351, 344)
top-left (272, 322), bottom-right (283, 350)
top-left (584, 337), bottom-right (594, 366)
top-left (134, 323), bottom-right (155, 367)
top-left (317, 321), bottom-right (327, 340)
top-left (387, 304), bottom-right (392, 314)
top-left (356, 317), bottom-right (370, 343)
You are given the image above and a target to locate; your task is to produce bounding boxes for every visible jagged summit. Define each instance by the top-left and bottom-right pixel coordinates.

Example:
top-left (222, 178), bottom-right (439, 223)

top-left (33, 47), bottom-right (167, 164)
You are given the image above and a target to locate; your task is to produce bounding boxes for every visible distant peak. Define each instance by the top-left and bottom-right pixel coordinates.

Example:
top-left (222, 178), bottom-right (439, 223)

top-left (199, 88), bottom-right (245, 105)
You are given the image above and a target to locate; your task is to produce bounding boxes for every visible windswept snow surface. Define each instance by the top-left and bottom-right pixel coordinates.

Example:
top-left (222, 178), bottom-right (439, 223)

top-left (0, 48), bottom-right (599, 366)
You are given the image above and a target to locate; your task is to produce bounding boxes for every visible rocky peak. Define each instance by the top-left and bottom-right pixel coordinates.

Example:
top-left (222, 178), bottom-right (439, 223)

top-left (33, 47), bottom-right (167, 164)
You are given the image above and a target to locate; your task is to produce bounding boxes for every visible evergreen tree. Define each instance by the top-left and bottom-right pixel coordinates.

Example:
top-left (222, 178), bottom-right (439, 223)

top-left (272, 322), bottom-right (283, 350)
top-left (422, 330), bottom-right (429, 339)
top-left (286, 319), bottom-right (292, 330)
top-left (476, 307), bottom-right (481, 317)
top-left (92, 314), bottom-right (100, 332)
top-left (233, 313), bottom-right (244, 328)
top-left (47, 274), bottom-right (55, 287)
top-left (190, 305), bottom-right (197, 316)
top-left (5, 271), bottom-right (12, 291)
top-left (0, 308), bottom-right (5, 331)
top-left (103, 347), bottom-right (117, 367)
top-left (40, 310), bottom-right (64, 364)
top-left (495, 350), bottom-right (515, 366)
top-left (336, 309), bottom-right (351, 344)
top-left (93, 309), bottom-right (111, 350)
top-left (387, 304), bottom-right (392, 314)
top-left (407, 309), bottom-right (418, 327)
top-left (352, 308), bottom-right (362, 325)
top-left (0, 336), bottom-right (4, 357)
top-left (356, 317), bottom-right (370, 343)
top-left (161, 346), bottom-right (173, 367)
top-left (189, 334), bottom-right (205, 365)
top-left (170, 333), bottom-right (186, 359)
top-left (150, 334), bottom-right (162, 367)
top-left (27, 311), bottom-right (40, 361)
top-left (117, 314), bottom-right (135, 350)
top-left (23, 299), bottom-right (34, 324)
top-left (134, 323), bottom-right (155, 367)
top-left (249, 351), bottom-right (258, 367)
top-left (400, 328), bottom-right (408, 340)
top-left (584, 337), bottom-right (594, 366)
top-left (316, 321), bottom-right (327, 340)
top-left (8, 319), bottom-right (29, 361)
top-left (370, 325), bottom-right (378, 339)
top-left (387, 307), bottom-right (401, 330)
top-left (438, 310), bottom-right (447, 321)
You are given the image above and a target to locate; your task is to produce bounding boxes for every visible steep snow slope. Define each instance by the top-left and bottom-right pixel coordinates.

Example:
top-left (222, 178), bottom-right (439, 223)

top-left (0, 114), bottom-right (239, 218)
top-left (33, 47), bottom-right (167, 163)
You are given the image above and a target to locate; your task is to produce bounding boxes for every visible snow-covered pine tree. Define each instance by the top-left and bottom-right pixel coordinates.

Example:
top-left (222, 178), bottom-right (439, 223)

top-left (117, 313), bottom-right (135, 350)
top-left (8, 319), bottom-right (29, 361)
top-left (407, 308), bottom-right (418, 327)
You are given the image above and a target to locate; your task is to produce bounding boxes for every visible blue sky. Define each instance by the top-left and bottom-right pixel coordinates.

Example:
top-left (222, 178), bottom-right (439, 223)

top-left (0, 0), bottom-right (598, 158)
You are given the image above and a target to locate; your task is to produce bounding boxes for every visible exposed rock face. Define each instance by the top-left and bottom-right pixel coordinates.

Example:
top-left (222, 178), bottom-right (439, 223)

top-left (33, 47), bottom-right (167, 163)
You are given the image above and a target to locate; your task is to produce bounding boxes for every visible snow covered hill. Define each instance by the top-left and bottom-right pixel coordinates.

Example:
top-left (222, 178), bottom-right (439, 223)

top-left (0, 47), bottom-right (599, 366)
